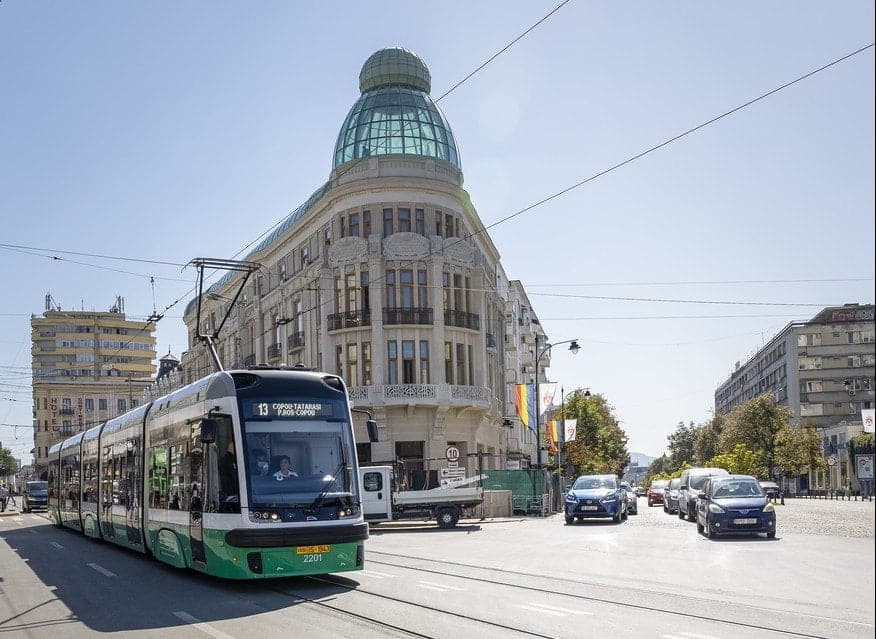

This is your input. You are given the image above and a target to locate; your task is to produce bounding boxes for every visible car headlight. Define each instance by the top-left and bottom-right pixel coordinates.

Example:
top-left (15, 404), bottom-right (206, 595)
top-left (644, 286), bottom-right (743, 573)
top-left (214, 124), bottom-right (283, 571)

top-left (601, 494), bottom-right (618, 503)
top-left (565, 494), bottom-right (578, 502)
top-left (763, 503), bottom-right (775, 513)
top-left (707, 503), bottom-right (725, 514)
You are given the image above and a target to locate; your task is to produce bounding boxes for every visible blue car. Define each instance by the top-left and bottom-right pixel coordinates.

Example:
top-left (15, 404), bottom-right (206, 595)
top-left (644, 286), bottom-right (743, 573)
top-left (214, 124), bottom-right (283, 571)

top-left (564, 474), bottom-right (628, 524)
top-left (695, 474), bottom-right (776, 539)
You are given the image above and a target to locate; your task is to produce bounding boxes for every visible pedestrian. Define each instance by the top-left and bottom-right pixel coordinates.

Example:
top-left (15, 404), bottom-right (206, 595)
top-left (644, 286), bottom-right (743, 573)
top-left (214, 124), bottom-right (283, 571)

top-left (6, 488), bottom-right (15, 508)
top-left (0, 484), bottom-right (8, 512)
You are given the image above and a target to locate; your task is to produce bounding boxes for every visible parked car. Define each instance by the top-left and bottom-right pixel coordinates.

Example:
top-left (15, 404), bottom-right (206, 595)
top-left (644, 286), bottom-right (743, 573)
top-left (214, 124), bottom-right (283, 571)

top-left (620, 481), bottom-right (638, 515)
top-left (663, 477), bottom-right (681, 513)
top-left (647, 480), bottom-right (669, 507)
top-left (696, 474), bottom-right (776, 539)
top-left (759, 481), bottom-right (781, 500)
top-left (22, 480), bottom-right (49, 513)
top-left (678, 467), bottom-right (729, 521)
top-left (564, 474), bottom-right (628, 524)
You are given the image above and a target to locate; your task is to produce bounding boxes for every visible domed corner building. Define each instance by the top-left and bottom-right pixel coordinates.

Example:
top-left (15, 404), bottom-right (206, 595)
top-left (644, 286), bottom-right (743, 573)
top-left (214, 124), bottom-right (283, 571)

top-left (182, 47), bottom-right (550, 478)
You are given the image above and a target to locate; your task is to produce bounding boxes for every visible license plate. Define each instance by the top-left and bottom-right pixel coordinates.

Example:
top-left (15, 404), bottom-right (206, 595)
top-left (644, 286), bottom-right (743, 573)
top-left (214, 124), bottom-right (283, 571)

top-left (733, 518), bottom-right (758, 525)
top-left (296, 544), bottom-right (331, 554)
top-left (581, 506), bottom-right (598, 511)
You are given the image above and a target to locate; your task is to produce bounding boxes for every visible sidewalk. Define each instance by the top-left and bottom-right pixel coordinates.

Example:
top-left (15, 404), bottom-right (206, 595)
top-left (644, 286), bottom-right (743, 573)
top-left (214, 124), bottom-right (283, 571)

top-left (0, 506), bottom-right (20, 517)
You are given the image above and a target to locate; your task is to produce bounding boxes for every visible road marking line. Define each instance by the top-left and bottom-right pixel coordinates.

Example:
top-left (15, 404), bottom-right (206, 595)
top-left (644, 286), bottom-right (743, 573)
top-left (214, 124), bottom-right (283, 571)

top-left (516, 604), bottom-right (570, 617)
top-left (172, 612), bottom-right (238, 639)
top-left (418, 581), bottom-right (465, 591)
top-left (418, 584), bottom-right (452, 592)
top-left (50, 541), bottom-right (64, 550)
top-left (358, 569), bottom-right (393, 578)
top-left (87, 563), bottom-right (116, 577)
top-left (522, 602), bottom-right (593, 616)
top-left (677, 633), bottom-right (724, 639)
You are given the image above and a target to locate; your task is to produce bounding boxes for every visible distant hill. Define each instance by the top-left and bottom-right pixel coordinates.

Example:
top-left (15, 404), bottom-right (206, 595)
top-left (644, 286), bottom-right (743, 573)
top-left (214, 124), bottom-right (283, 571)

top-left (629, 452), bottom-right (656, 468)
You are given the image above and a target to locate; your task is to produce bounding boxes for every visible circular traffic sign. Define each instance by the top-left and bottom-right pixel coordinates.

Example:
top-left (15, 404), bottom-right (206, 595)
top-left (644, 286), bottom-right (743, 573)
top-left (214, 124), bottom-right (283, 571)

top-left (827, 455), bottom-right (838, 467)
top-left (445, 445), bottom-right (460, 461)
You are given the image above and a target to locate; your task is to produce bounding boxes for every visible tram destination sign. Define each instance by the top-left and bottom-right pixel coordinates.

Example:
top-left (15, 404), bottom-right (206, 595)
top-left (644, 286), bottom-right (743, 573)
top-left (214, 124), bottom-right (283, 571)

top-left (244, 399), bottom-right (336, 419)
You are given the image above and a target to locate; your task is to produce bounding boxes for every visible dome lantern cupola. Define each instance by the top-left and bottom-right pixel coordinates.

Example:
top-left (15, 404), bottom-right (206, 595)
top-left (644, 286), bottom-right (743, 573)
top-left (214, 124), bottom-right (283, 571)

top-left (334, 47), bottom-right (460, 170)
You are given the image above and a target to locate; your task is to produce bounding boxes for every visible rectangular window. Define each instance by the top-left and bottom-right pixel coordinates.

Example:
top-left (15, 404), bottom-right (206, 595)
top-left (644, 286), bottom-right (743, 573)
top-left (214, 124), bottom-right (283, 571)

top-left (420, 340), bottom-right (430, 384)
top-left (456, 343), bottom-right (466, 385)
top-left (398, 208), bottom-right (411, 232)
top-left (362, 342), bottom-right (372, 386)
top-left (418, 270), bottom-right (428, 308)
top-left (349, 212), bottom-right (360, 237)
top-left (442, 272), bottom-right (450, 310)
top-left (387, 341), bottom-right (398, 384)
top-left (468, 344), bottom-right (474, 385)
top-left (385, 271), bottom-right (396, 307)
top-left (347, 343), bottom-right (359, 386)
top-left (85, 398), bottom-right (94, 411)
top-left (402, 340), bottom-right (415, 384)
top-left (346, 273), bottom-right (358, 312)
top-left (99, 398), bottom-right (107, 411)
top-left (383, 208), bottom-right (394, 237)
top-left (453, 274), bottom-right (464, 311)
top-left (361, 270), bottom-right (370, 311)
top-left (340, 215), bottom-right (347, 238)
top-left (435, 210), bottom-right (443, 236)
top-left (363, 210), bottom-right (371, 237)
top-left (415, 209), bottom-right (425, 235)
top-left (334, 276), bottom-right (343, 313)
top-left (444, 342), bottom-right (453, 384)
top-left (400, 270), bottom-right (414, 308)
top-left (117, 399), bottom-right (126, 413)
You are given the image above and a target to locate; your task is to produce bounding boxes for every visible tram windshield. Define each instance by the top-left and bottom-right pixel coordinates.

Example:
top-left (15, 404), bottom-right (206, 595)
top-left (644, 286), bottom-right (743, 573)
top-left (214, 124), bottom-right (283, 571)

top-left (240, 397), bottom-right (357, 509)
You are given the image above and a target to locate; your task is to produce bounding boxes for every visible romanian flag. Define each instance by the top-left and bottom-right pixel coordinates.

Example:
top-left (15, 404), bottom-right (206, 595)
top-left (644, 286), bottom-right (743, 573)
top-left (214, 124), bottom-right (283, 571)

top-left (515, 383), bottom-right (536, 431)
top-left (547, 420), bottom-right (558, 453)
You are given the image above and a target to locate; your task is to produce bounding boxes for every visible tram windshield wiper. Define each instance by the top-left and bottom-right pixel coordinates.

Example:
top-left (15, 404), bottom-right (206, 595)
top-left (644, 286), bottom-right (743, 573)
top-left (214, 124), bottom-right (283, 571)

top-left (307, 453), bottom-right (348, 512)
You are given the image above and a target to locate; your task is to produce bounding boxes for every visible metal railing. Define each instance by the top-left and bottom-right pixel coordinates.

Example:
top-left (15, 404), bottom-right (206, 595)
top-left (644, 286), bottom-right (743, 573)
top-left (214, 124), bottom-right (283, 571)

top-left (444, 309), bottom-right (480, 330)
top-left (287, 332), bottom-right (304, 350)
top-left (266, 343), bottom-right (282, 360)
top-left (383, 307), bottom-right (433, 325)
top-left (328, 309), bottom-right (371, 331)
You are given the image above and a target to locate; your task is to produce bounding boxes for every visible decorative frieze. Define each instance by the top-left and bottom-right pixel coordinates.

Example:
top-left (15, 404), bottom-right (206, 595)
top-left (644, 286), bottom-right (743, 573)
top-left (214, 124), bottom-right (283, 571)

top-left (382, 232), bottom-right (430, 259)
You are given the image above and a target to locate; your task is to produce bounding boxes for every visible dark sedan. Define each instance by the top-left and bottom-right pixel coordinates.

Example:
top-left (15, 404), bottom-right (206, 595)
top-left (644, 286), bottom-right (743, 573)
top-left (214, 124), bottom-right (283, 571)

top-left (696, 475), bottom-right (776, 539)
top-left (564, 475), bottom-right (628, 524)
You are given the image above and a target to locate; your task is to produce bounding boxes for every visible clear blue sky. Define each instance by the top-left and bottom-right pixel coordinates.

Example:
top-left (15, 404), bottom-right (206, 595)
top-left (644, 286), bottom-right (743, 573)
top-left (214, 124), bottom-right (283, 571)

top-left (2, 1), bottom-right (874, 465)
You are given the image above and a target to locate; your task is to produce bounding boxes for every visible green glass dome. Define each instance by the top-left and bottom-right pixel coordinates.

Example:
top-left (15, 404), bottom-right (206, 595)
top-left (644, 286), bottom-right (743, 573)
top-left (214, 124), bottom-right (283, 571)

top-left (334, 47), bottom-right (460, 169)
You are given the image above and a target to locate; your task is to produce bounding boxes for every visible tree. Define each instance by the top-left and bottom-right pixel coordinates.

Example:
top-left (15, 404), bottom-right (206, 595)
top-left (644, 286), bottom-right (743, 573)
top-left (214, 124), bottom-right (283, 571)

top-left (694, 413), bottom-right (725, 465)
top-left (720, 393), bottom-right (790, 479)
top-left (0, 446), bottom-right (20, 478)
top-left (774, 424), bottom-right (825, 478)
top-left (707, 443), bottom-right (759, 475)
top-left (666, 421), bottom-right (697, 470)
top-left (562, 390), bottom-right (629, 476)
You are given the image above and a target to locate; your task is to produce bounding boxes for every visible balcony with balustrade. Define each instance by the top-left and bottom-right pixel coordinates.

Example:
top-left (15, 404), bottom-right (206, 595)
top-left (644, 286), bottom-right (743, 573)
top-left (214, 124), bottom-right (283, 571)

top-left (266, 342), bottom-right (282, 361)
top-left (287, 332), bottom-right (305, 351)
top-left (444, 309), bottom-right (480, 330)
top-left (328, 309), bottom-right (371, 331)
top-left (383, 307), bottom-right (433, 325)
top-left (346, 383), bottom-right (492, 411)
top-left (243, 354), bottom-right (256, 367)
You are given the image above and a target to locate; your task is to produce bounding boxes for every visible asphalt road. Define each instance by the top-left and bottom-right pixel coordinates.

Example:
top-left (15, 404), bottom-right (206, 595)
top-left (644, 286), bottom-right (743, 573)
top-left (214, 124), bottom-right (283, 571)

top-left (1, 498), bottom-right (873, 638)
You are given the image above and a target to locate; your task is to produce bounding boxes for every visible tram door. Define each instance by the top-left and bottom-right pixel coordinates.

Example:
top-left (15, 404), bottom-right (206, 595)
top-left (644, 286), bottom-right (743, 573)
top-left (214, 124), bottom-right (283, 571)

top-left (189, 422), bottom-right (207, 565)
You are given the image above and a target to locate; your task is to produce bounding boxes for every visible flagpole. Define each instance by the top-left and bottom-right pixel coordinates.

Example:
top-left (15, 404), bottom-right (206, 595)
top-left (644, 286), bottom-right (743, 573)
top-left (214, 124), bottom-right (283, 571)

top-left (558, 386), bottom-right (565, 480)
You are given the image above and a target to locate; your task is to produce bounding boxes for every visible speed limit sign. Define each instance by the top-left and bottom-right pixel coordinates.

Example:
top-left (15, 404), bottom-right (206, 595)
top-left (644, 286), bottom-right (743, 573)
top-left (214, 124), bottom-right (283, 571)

top-left (445, 445), bottom-right (460, 462)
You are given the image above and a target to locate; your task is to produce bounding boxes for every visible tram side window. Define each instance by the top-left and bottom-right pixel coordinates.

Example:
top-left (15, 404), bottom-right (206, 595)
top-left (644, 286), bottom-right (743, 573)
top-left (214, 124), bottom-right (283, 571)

top-left (101, 446), bottom-right (113, 511)
top-left (168, 442), bottom-right (187, 510)
top-left (150, 448), bottom-right (168, 508)
top-left (83, 459), bottom-right (98, 504)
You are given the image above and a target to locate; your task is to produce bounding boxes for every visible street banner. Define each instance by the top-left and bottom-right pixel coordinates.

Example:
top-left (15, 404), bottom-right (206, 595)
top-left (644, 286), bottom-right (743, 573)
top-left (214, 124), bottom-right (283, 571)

top-left (564, 419), bottom-right (577, 442)
top-left (547, 420), bottom-right (558, 453)
top-left (862, 408), bottom-right (875, 433)
top-left (856, 454), bottom-right (873, 479)
top-left (515, 383), bottom-right (536, 431)
top-left (539, 383), bottom-right (558, 416)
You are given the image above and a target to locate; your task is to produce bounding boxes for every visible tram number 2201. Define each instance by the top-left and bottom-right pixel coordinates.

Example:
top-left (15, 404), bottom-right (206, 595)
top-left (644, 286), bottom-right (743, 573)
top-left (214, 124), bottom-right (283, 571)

top-left (301, 554), bottom-right (323, 563)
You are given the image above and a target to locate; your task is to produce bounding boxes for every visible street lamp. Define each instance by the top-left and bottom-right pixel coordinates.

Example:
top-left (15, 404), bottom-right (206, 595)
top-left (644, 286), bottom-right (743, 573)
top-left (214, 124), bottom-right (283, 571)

top-left (534, 338), bottom-right (580, 468)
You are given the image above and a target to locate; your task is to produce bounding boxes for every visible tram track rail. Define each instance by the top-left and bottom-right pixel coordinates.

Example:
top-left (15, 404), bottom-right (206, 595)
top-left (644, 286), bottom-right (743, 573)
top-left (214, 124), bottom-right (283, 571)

top-left (272, 550), bottom-right (869, 639)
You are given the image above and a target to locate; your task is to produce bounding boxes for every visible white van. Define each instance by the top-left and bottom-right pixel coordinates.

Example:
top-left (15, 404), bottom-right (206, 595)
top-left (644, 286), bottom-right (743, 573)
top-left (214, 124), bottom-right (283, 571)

top-left (677, 467), bottom-right (729, 521)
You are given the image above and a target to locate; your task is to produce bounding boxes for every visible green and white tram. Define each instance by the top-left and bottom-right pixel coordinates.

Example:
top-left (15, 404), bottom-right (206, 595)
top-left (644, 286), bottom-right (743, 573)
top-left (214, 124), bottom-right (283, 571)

top-left (47, 368), bottom-right (377, 579)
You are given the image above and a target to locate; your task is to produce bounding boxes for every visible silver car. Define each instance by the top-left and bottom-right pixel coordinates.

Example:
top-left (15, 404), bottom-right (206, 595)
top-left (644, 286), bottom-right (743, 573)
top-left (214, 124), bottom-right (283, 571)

top-left (620, 481), bottom-right (638, 515)
top-left (663, 477), bottom-right (681, 513)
